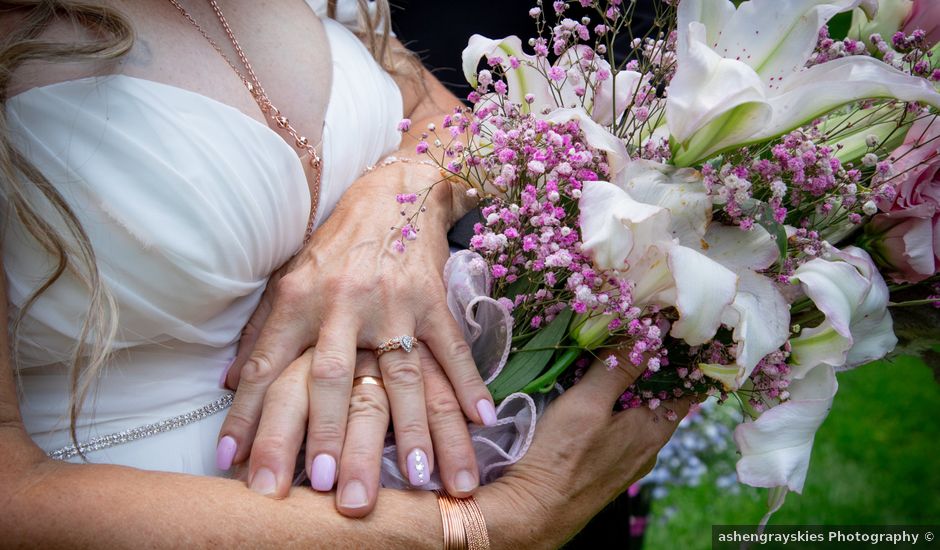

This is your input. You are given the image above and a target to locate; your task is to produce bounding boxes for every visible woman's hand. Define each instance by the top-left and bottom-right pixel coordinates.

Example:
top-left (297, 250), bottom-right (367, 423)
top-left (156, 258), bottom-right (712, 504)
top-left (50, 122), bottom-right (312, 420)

top-left (238, 340), bottom-right (480, 517)
top-left (478, 351), bottom-right (697, 549)
top-left (216, 163), bottom-right (493, 509)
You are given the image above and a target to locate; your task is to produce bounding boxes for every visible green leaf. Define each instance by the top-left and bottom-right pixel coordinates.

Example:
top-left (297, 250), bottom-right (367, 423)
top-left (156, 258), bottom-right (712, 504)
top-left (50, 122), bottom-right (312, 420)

top-left (487, 307), bottom-right (573, 401)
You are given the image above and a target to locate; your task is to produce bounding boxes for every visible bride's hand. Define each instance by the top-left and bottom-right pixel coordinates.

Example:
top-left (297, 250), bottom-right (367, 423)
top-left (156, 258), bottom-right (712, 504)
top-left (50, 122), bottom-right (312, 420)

top-left (216, 162), bottom-right (492, 507)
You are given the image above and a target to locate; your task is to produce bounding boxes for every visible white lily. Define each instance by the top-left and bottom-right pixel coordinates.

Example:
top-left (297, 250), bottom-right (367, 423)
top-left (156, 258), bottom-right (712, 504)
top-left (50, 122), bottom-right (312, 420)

top-left (705, 225), bottom-right (791, 386)
top-left (788, 246), bottom-right (897, 377)
top-left (734, 363), bottom-right (838, 492)
top-left (581, 159), bottom-right (792, 384)
top-left (579, 162), bottom-right (739, 347)
top-left (462, 35), bottom-right (641, 124)
top-left (462, 35), bottom-right (551, 111)
top-left (732, 245), bottom-right (896, 499)
top-left (668, 0), bottom-right (940, 166)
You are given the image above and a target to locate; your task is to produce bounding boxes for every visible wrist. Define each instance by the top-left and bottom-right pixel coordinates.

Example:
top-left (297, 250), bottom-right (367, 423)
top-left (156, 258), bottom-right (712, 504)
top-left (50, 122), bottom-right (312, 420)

top-left (356, 157), bottom-right (476, 229)
top-left (475, 480), bottom-right (562, 550)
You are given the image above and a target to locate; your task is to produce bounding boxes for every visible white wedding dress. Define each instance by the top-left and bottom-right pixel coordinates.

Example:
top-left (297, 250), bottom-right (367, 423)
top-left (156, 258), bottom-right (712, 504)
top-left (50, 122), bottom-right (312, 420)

top-left (4, 2), bottom-right (402, 475)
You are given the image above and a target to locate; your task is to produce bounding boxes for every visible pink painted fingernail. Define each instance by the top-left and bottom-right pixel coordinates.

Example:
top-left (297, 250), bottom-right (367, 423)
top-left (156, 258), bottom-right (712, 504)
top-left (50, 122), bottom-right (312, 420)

top-left (407, 449), bottom-right (430, 486)
top-left (311, 454), bottom-right (336, 491)
top-left (476, 399), bottom-right (498, 427)
top-left (216, 435), bottom-right (237, 471)
top-left (218, 358), bottom-right (235, 389)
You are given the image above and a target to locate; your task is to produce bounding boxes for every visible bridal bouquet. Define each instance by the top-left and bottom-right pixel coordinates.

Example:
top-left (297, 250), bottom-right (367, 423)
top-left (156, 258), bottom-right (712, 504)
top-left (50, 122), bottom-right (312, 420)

top-left (395, 0), bottom-right (940, 519)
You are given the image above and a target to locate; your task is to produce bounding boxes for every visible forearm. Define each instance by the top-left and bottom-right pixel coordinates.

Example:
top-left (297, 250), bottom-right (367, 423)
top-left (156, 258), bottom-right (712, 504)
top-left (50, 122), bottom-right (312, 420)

top-left (3, 459), bottom-right (422, 548)
top-left (1, 454), bottom-right (524, 548)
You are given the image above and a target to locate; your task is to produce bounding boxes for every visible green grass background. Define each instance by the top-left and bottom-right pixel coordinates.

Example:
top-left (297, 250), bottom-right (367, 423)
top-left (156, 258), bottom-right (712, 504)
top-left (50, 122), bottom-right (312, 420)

top-left (644, 355), bottom-right (940, 549)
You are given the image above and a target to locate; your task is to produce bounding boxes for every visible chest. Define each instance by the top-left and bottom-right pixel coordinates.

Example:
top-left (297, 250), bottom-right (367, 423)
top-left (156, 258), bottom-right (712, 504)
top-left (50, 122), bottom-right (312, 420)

top-left (127, 0), bottom-right (334, 154)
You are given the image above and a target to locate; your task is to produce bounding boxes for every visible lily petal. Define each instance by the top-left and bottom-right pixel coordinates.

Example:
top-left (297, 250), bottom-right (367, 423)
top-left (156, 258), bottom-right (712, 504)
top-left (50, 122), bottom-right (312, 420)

top-left (721, 270), bottom-right (791, 383)
top-left (700, 363), bottom-right (741, 390)
top-left (734, 364), bottom-right (838, 492)
top-left (789, 246), bottom-right (897, 376)
top-left (579, 180), bottom-right (670, 271)
top-left (677, 0), bottom-right (736, 55)
top-left (628, 243), bottom-right (678, 307)
top-left (667, 245), bottom-right (739, 346)
top-left (700, 224), bottom-right (780, 271)
top-left (461, 35), bottom-right (552, 110)
top-left (849, 1), bottom-right (914, 49)
top-left (713, 0), bottom-right (877, 81)
top-left (668, 22), bottom-right (772, 165)
top-left (830, 247), bottom-right (897, 368)
top-left (754, 55), bottom-right (940, 142)
top-left (615, 160), bottom-right (713, 246)
top-left (593, 69), bottom-right (644, 126)
top-left (788, 320), bottom-right (853, 379)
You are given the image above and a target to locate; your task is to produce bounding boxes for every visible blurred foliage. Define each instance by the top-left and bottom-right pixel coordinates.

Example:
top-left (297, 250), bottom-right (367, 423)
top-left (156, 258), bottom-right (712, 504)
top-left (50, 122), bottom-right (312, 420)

top-left (643, 354), bottom-right (940, 549)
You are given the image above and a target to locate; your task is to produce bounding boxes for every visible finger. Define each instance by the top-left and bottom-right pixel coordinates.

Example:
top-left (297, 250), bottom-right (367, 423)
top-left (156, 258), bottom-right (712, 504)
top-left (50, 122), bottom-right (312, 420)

top-left (419, 347), bottom-right (479, 497)
top-left (336, 352), bottom-right (390, 518)
top-left (217, 276), bottom-right (316, 467)
top-left (224, 266), bottom-right (287, 389)
top-left (306, 314), bottom-right (359, 492)
top-left (244, 348), bottom-right (315, 497)
top-left (573, 348), bottom-right (645, 407)
top-left (418, 305), bottom-right (496, 427)
top-left (614, 394), bottom-right (697, 461)
top-left (376, 329), bottom-right (434, 488)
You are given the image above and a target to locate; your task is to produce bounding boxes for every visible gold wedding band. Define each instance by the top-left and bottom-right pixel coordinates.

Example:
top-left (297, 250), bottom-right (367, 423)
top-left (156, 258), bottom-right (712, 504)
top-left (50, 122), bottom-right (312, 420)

top-left (353, 375), bottom-right (385, 389)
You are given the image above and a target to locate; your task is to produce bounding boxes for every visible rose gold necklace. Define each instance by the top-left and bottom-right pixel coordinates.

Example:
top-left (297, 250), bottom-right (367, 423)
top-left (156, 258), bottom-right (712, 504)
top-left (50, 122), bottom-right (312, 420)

top-left (168, 0), bottom-right (321, 242)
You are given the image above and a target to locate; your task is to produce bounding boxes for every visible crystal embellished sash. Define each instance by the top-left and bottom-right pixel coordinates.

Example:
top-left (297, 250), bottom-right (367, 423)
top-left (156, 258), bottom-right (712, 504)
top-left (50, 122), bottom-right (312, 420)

top-left (47, 393), bottom-right (234, 460)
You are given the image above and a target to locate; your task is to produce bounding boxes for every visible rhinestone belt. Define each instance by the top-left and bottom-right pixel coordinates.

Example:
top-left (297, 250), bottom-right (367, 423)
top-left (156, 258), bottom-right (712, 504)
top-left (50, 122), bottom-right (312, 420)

top-left (47, 393), bottom-right (234, 460)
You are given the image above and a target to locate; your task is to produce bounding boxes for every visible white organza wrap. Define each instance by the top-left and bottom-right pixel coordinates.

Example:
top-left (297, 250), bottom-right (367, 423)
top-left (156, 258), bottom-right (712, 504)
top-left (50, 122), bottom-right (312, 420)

top-left (380, 250), bottom-right (556, 489)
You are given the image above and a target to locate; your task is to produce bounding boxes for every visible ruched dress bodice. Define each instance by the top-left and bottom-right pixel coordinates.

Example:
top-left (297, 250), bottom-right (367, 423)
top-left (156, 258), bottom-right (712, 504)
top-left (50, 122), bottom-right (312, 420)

top-left (4, 11), bottom-right (402, 474)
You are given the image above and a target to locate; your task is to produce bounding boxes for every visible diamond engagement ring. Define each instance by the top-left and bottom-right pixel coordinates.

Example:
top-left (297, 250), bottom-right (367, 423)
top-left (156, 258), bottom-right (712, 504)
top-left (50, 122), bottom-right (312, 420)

top-left (375, 335), bottom-right (419, 357)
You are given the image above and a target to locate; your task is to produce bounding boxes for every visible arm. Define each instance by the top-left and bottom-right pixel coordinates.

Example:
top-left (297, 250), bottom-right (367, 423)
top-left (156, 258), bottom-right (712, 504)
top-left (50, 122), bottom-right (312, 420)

top-left (3, 256), bottom-right (694, 548)
top-left (385, 40), bottom-right (478, 223)
top-left (0, 255), bottom-right (517, 548)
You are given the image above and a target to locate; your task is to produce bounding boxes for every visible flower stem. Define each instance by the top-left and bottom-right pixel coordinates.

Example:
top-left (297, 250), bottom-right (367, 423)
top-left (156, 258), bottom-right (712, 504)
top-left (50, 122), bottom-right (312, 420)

top-left (889, 299), bottom-right (939, 308)
top-left (521, 347), bottom-right (583, 394)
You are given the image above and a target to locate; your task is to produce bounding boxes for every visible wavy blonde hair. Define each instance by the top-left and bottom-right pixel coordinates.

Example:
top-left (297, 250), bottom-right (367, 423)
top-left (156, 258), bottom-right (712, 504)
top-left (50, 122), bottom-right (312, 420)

top-left (1, 0), bottom-right (402, 453)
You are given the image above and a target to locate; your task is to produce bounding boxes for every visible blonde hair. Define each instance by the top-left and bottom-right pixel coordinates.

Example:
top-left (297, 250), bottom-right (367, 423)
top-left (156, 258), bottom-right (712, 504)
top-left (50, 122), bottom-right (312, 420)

top-left (1, 0), bottom-right (401, 453)
top-left (1, 0), bottom-right (131, 453)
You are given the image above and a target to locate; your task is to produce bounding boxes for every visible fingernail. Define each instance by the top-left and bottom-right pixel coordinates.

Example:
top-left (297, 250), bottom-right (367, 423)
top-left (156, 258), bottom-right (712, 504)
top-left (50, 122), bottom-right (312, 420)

top-left (310, 454), bottom-right (336, 491)
top-left (249, 467), bottom-right (277, 495)
top-left (339, 479), bottom-right (369, 509)
top-left (476, 399), bottom-right (498, 427)
top-left (407, 449), bottom-right (430, 486)
top-left (218, 358), bottom-right (235, 389)
top-left (454, 469), bottom-right (478, 493)
top-left (215, 435), bottom-right (237, 471)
